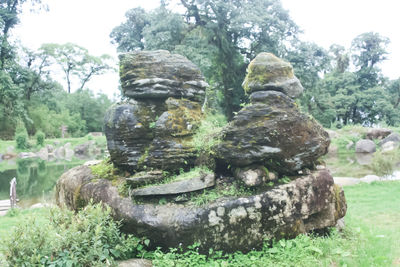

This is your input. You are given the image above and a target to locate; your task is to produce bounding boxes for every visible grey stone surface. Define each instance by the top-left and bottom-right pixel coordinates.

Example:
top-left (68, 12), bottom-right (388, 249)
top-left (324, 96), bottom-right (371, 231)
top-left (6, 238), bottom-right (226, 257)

top-left (105, 98), bottom-right (201, 173)
top-left (234, 166), bottom-right (267, 187)
top-left (216, 91), bottom-right (330, 175)
top-left (355, 139), bottom-right (376, 153)
top-left (381, 141), bottom-right (399, 152)
top-left (366, 128), bottom-right (392, 140)
top-left (379, 132), bottom-right (400, 146)
top-left (131, 173), bottom-right (215, 196)
top-left (242, 53), bottom-right (303, 98)
top-left (119, 50), bottom-right (207, 102)
top-left (126, 170), bottom-right (165, 188)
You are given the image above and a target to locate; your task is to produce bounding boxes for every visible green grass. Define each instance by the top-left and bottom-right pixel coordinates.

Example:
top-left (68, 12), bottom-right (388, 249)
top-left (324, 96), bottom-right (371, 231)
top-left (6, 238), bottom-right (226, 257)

top-left (151, 181), bottom-right (400, 266)
top-left (1, 181), bottom-right (399, 266)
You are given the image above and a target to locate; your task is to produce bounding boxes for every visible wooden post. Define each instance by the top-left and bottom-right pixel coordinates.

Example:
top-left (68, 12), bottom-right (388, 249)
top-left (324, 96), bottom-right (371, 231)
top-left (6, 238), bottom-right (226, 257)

top-left (10, 177), bottom-right (17, 209)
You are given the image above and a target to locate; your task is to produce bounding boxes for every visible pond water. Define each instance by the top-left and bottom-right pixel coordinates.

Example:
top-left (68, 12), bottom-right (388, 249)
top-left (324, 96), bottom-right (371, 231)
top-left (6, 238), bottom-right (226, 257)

top-left (0, 157), bottom-right (94, 208)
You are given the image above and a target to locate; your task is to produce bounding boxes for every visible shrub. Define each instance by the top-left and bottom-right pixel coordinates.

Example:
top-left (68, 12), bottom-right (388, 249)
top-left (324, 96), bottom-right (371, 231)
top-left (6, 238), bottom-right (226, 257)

top-left (191, 113), bottom-right (227, 156)
top-left (370, 151), bottom-right (396, 176)
top-left (90, 158), bottom-right (120, 180)
top-left (35, 130), bottom-right (45, 147)
top-left (3, 203), bottom-right (149, 266)
top-left (14, 122), bottom-right (29, 150)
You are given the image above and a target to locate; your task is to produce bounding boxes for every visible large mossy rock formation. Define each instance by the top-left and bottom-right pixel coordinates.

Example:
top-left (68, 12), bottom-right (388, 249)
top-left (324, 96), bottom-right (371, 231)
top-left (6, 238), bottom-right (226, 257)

top-left (216, 91), bottom-right (329, 175)
top-left (105, 50), bottom-right (206, 172)
top-left (56, 166), bottom-right (345, 253)
top-left (57, 51), bottom-right (346, 253)
top-left (216, 54), bottom-right (329, 175)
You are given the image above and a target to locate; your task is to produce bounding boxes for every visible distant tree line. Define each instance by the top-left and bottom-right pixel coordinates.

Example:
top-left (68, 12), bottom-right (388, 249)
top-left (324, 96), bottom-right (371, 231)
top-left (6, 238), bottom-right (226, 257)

top-left (110, 0), bottom-right (400, 127)
top-left (0, 0), bottom-right (115, 139)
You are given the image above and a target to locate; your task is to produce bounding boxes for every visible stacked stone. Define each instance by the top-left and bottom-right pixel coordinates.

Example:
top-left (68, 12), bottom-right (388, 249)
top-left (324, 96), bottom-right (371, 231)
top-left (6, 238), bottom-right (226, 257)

top-left (104, 50), bottom-right (208, 172)
top-left (216, 53), bottom-right (330, 186)
top-left (57, 52), bottom-right (347, 253)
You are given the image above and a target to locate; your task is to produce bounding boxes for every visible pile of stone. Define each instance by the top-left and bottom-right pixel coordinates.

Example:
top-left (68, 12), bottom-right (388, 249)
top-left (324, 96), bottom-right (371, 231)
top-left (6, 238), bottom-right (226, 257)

top-left (216, 53), bottom-right (330, 185)
top-left (56, 51), bottom-right (346, 253)
top-left (105, 50), bottom-right (207, 173)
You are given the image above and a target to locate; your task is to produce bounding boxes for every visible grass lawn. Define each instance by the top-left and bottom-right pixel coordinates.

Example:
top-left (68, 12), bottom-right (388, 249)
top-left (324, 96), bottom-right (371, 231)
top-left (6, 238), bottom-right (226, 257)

top-left (0, 181), bottom-right (399, 266)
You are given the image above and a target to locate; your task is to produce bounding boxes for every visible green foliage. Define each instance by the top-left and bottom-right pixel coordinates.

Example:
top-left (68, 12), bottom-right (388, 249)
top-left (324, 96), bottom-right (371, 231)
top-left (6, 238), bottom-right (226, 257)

top-left (189, 181), bottom-right (254, 206)
top-left (35, 130), bottom-right (45, 146)
top-left (40, 43), bottom-right (114, 93)
top-left (191, 113), bottom-right (227, 156)
top-left (14, 121), bottom-right (29, 149)
top-left (151, 230), bottom-right (352, 266)
top-left (3, 204), bottom-right (148, 266)
top-left (369, 151), bottom-right (397, 176)
top-left (90, 159), bottom-right (120, 180)
top-left (111, 0), bottom-right (299, 119)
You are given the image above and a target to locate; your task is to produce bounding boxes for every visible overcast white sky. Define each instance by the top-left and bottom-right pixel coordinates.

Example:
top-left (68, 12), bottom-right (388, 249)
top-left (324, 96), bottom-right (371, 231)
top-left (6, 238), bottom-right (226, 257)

top-left (14, 0), bottom-right (400, 98)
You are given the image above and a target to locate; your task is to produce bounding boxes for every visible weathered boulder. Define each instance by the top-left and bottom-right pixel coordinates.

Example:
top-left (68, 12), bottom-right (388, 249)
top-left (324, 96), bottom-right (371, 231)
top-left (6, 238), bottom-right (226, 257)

top-left (355, 139), bottom-right (376, 153)
top-left (234, 166), bottom-right (268, 187)
top-left (379, 132), bottom-right (400, 146)
top-left (74, 142), bottom-right (92, 156)
top-left (56, 166), bottom-right (346, 253)
top-left (381, 141), bottom-right (399, 152)
top-left (105, 98), bottom-right (202, 172)
top-left (104, 100), bottom-right (165, 171)
top-left (242, 53), bottom-right (303, 98)
top-left (366, 128), bottom-right (392, 140)
top-left (216, 91), bottom-right (330, 175)
top-left (119, 50), bottom-right (208, 102)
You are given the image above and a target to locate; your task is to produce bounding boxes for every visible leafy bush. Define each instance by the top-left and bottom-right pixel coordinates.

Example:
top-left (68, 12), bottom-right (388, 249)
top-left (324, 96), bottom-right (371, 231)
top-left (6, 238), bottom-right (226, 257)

top-left (35, 130), bottom-right (45, 146)
top-left (370, 151), bottom-right (396, 176)
top-left (3, 203), bottom-right (149, 266)
top-left (90, 158), bottom-right (120, 180)
top-left (191, 113), bottom-right (227, 156)
top-left (14, 122), bottom-right (29, 149)
top-left (151, 230), bottom-right (352, 267)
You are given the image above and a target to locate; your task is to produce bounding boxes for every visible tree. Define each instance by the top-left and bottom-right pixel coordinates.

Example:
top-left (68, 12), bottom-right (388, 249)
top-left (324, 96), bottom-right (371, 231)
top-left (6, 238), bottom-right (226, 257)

top-left (110, 7), bottom-right (150, 52)
top-left (111, 0), bottom-right (300, 119)
top-left (0, 0), bottom-right (44, 69)
top-left (351, 32), bottom-right (389, 89)
top-left (41, 43), bottom-right (114, 93)
top-left (329, 44), bottom-right (349, 73)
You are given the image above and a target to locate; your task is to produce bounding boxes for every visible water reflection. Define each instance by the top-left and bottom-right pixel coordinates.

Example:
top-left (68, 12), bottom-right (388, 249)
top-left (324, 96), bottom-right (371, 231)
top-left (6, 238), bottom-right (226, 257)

top-left (355, 153), bottom-right (373, 165)
top-left (0, 158), bottom-right (84, 207)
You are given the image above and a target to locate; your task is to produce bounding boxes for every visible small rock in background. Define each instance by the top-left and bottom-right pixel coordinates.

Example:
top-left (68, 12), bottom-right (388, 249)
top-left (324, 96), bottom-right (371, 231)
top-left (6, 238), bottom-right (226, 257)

top-left (366, 128), bottom-right (392, 140)
top-left (37, 147), bottom-right (49, 161)
top-left (355, 139), bottom-right (376, 153)
top-left (381, 141), bottom-right (399, 152)
top-left (379, 132), bottom-right (400, 146)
